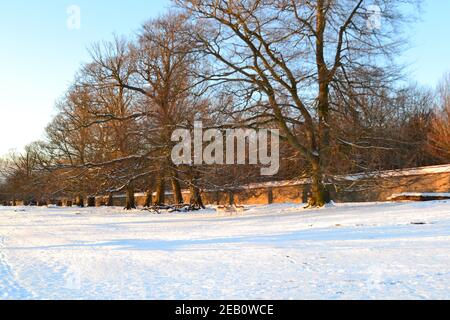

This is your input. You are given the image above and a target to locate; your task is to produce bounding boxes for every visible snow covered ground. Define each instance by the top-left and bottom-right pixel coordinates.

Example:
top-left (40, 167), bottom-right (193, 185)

top-left (0, 201), bottom-right (449, 300)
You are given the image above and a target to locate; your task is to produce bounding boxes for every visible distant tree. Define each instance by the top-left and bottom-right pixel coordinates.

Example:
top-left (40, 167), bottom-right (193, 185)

top-left (0, 143), bottom-right (51, 204)
top-left (428, 73), bottom-right (450, 162)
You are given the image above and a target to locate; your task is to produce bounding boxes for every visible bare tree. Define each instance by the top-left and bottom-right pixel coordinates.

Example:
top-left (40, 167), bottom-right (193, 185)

top-left (428, 73), bottom-right (450, 162)
top-left (176, 0), bottom-right (420, 206)
top-left (87, 13), bottom-right (210, 207)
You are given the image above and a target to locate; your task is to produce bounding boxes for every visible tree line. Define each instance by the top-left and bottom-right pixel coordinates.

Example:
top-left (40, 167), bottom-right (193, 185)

top-left (1, 0), bottom-right (449, 209)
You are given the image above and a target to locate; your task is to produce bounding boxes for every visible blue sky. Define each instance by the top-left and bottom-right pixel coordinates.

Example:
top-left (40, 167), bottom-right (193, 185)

top-left (0, 0), bottom-right (170, 156)
top-left (0, 0), bottom-right (449, 157)
top-left (403, 0), bottom-right (450, 87)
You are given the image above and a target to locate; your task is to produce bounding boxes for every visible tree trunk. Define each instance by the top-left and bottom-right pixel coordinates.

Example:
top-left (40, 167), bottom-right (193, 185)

top-left (107, 193), bottom-right (114, 207)
top-left (228, 191), bottom-right (235, 206)
top-left (144, 187), bottom-right (153, 208)
top-left (75, 195), bottom-right (84, 207)
top-left (318, 81), bottom-right (330, 165)
top-left (189, 183), bottom-right (205, 209)
top-left (215, 191), bottom-right (220, 205)
top-left (87, 196), bottom-right (96, 207)
top-left (311, 80), bottom-right (331, 207)
top-left (155, 176), bottom-right (165, 206)
top-left (171, 176), bottom-right (183, 204)
top-left (187, 170), bottom-right (204, 209)
top-left (268, 188), bottom-right (274, 205)
top-left (312, 0), bottom-right (331, 207)
top-left (125, 186), bottom-right (136, 210)
top-left (308, 159), bottom-right (329, 208)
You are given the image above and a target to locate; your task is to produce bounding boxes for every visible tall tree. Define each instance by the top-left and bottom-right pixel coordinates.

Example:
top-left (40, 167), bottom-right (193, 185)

top-left (176, 0), bottom-right (419, 206)
top-left (88, 13), bottom-right (209, 206)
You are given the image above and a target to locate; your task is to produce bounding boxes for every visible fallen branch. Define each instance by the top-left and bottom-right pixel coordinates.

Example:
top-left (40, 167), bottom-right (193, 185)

top-left (142, 204), bottom-right (203, 214)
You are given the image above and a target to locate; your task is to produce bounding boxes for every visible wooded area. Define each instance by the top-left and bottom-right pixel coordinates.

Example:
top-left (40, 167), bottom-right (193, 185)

top-left (1, 0), bottom-right (449, 209)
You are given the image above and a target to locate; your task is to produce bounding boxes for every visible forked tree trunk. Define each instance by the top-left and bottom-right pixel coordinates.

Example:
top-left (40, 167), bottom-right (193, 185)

top-left (189, 183), bottom-right (205, 209)
top-left (155, 176), bottom-right (165, 206)
top-left (125, 186), bottom-right (136, 210)
top-left (187, 170), bottom-right (204, 209)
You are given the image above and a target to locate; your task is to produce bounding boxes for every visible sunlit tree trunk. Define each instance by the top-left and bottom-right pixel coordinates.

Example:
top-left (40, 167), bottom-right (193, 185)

top-left (144, 187), bottom-right (153, 208)
top-left (171, 175), bottom-right (183, 205)
top-left (155, 175), bottom-right (165, 206)
top-left (75, 195), bottom-right (84, 207)
top-left (125, 186), bottom-right (136, 210)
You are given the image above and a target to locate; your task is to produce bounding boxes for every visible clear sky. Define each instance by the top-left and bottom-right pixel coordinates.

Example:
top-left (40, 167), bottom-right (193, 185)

top-left (403, 0), bottom-right (450, 87)
top-left (0, 0), bottom-right (171, 157)
top-left (0, 0), bottom-right (449, 157)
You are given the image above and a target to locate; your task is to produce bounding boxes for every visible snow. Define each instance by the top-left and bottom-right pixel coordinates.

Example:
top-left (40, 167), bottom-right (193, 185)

top-left (342, 164), bottom-right (450, 181)
top-left (1, 201), bottom-right (450, 300)
top-left (388, 192), bottom-right (450, 200)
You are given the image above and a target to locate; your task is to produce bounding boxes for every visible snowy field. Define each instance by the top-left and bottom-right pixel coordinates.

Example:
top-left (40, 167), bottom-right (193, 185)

top-left (0, 201), bottom-right (449, 300)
